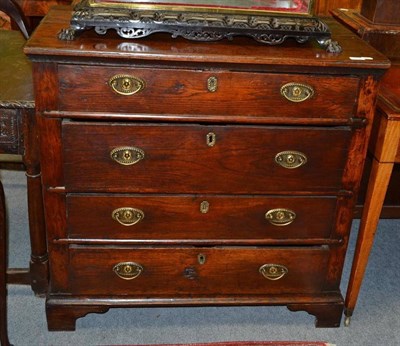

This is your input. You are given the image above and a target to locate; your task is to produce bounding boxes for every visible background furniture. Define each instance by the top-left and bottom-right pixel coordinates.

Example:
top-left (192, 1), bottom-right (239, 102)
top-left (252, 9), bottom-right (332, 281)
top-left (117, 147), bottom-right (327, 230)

top-left (9, 0), bottom-right (70, 29)
top-left (331, 7), bottom-right (400, 61)
top-left (25, 6), bottom-right (389, 331)
top-left (331, 0), bottom-right (400, 325)
top-left (344, 66), bottom-right (400, 326)
top-left (315, 0), bottom-right (361, 15)
top-left (332, 2), bottom-right (400, 219)
top-left (0, 30), bottom-right (48, 294)
top-left (0, 0), bottom-right (31, 38)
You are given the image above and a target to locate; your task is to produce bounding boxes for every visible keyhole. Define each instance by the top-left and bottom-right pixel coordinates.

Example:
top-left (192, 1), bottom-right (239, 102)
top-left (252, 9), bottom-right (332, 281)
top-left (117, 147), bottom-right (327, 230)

top-left (207, 76), bottom-right (218, 92)
top-left (200, 201), bottom-right (210, 214)
top-left (206, 132), bottom-right (216, 147)
top-left (198, 254), bottom-right (206, 265)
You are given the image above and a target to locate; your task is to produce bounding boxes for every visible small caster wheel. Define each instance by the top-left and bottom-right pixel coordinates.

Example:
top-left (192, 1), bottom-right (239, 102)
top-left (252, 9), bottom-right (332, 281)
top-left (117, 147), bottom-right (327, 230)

top-left (344, 316), bottom-right (351, 327)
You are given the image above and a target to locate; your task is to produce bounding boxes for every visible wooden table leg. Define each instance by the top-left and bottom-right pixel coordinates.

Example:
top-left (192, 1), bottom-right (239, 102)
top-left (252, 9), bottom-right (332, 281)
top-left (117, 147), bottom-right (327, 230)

top-left (344, 157), bottom-right (394, 326)
top-left (23, 109), bottom-right (48, 296)
top-left (0, 181), bottom-right (11, 346)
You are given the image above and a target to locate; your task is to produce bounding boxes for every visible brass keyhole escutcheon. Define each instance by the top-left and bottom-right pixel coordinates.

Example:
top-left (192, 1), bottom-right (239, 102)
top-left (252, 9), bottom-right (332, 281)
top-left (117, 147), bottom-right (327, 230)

top-left (206, 132), bottom-right (216, 147)
top-left (207, 76), bottom-right (218, 92)
top-left (198, 254), bottom-right (206, 265)
top-left (200, 201), bottom-right (210, 214)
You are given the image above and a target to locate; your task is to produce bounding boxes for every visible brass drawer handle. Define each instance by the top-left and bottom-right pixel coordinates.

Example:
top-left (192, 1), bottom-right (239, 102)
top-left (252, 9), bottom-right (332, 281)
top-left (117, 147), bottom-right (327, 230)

top-left (280, 82), bottom-right (314, 102)
top-left (275, 151), bottom-right (307, 169)
top-left (108, 74), bottom-right (146, 95)
top-left (112, 207), bottom-right (144, 226)
top-left (113, 262), bottom-right (143, 280)
top-left (110, 146), bottom-right (145, 166)
top-left (259, 264), bottom-right (288, 281)
top-left (265, 208), bottom-right (296, 226)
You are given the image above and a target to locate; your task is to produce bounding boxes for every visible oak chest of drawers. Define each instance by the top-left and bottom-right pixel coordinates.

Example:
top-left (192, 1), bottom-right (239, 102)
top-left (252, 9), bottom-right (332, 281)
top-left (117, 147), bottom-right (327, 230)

top-left (25, 7), bottom-right (390, 330)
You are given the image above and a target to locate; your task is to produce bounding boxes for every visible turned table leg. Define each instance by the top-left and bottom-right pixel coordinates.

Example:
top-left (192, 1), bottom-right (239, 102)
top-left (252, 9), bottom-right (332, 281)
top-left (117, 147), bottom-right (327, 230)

top-left (23, 109), bottom-right (48, 296)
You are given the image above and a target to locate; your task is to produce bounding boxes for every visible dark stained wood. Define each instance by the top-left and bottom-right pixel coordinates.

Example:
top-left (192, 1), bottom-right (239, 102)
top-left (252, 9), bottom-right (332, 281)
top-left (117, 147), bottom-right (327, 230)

top-left (314, 0), bottom-right (361, 16)
top-left (58, 65), bottom-right (359, 120)
top-left (0, 182), bottom-right (10, 346)
top-left (288, 302), bottom-right (344, 328)
top-left (26, 6), bottom-right (389, 330)
top-left (360, 0), bottom-right (400, 25)
top-left (63, 124), bottom-right (352, 194)
top-left (331, 8), bottom-right (400, 217)
top-left (66, 195), bottom-right (338, 242)
top-left (68, 246), bottom-right (330, 295)
top-left (6, 268), bottom-right (30, 285)
top-left (331, 8), bottom-right (400, 60)
top-left (13, 0), bottom-right (71, 31)
top-left (15, 0), bottom-right (70, 16)
top-left (46, 301), bottom-right (109, 331)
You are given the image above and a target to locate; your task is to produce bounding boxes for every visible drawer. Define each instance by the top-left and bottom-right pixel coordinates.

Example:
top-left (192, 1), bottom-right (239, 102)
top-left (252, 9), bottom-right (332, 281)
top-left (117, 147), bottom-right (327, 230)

top-left (62, 123), bottom-right (352, 193)
top-left (58, 65), bottom-right (359, 121)
top-left (67, 195), bottom-right (338, 241)
top-left (68, 246), bottom-right (330, 296)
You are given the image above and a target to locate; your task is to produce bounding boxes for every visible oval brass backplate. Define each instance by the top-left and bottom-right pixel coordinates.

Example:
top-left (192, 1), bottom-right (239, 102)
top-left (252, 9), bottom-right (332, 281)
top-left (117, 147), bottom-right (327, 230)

top-left (275, 151), bottom-right (307, 169)
top-left (280, 82), bottom-right (314, 102)
top-left (112, 207), bottom-right (144, 226)
top-left (108, 74), bottom-right (146, 95)
top-left (110, 146), bottom-right (145, 166)
top-left (259, 264), bottom-right (288, 280)
top-left (113, 262), bottom-right (143, 280)
top-left (265, 208), bottom-right (296, 226)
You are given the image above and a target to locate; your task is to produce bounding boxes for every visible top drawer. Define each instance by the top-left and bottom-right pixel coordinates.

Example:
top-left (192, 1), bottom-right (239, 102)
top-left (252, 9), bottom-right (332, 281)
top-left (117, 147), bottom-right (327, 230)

top-left (58, 65), bottom-right (359, 121)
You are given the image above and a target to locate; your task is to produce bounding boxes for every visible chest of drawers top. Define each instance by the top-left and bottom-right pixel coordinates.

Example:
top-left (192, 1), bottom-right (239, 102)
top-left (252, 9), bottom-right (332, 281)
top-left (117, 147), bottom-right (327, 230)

top-left (25, 7), bottom-right (389, 99)
top-left (25, 6), bottom-right (388, 68)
